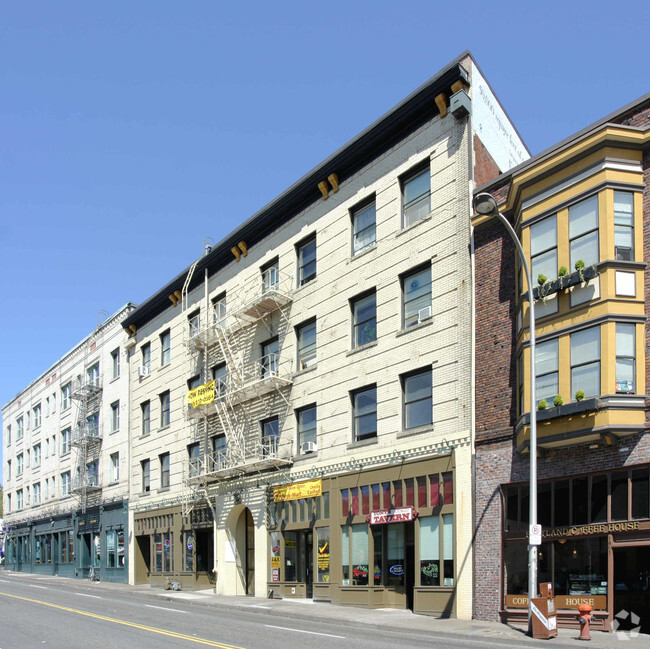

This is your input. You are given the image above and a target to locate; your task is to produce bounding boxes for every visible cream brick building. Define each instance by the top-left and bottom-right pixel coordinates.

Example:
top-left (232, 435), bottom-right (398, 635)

top-left (121, 53), bottom-right (526, 619)
top-left (2, 304), bottom-right (136, 582)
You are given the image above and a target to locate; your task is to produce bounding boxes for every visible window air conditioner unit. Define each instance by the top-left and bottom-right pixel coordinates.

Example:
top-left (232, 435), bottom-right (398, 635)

top-left (418, 306), bottom-right (432, 323)
top-left (138, 366), bottom-right (150, 378)
top-left (300, 441), bottom-right (317, 455)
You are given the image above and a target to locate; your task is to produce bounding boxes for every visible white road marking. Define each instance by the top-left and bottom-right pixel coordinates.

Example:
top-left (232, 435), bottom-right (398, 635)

top-left (0, 580), bottom-right (10, 583)
top-left (75, 593), bottom-right (101, 599)
top-left (146, 604), bottom-right (186, 613)
top-left (28, 585), bottom-right (47, 589)
top-left (266, 625), bottom-right (344, 638)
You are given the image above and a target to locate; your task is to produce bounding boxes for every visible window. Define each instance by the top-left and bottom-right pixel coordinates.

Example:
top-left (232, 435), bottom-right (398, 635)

top-left (402, 265), bottom-right (431, 328)
top-left (188, 443), bottom-right (200, 477)
top-left (535, 339), bottom-right (559, 406)
top-left (296, 319), bottom-right (317, 370)
top-left (51, 392), bottom-right (56, 413)
top-left (262, 417), bottom-right (279, 455)
top-left (141, 342), bottom-right (151, 369)
top-left (403, 368), bottom-right (432, 429)
top-left (188, 310), bottom-right (200, 338)
top-left (6, 424), bottom-right (10, 446)
top-left (616, 323), bottom-right (635, 393)
top-left (212, 293), bottom-right (227, 327)
top-left (352, 198), bottom-right (376, 255)
top-left (141, 460), bottom-right (150, 493)
top-left (261, 337), bottom-right (279, 377)
top-left (187, 375), bottom-right (201, 390)
top-left (352, 386), bottom-right (377, 441)
top-left (61, 471), bottom-right (71, 497)
top-left (211, 435), bottom-right (227, 469)
top-left (17, 453), bottom-right (23, 476)
top-left (141, 401), bottom-right (151, 436)
top-left (33, 403), bottom-right (41, 429)
top-left (212, 364), bottom-right (227, 397)
top-left (352, 291), bottom-right (376, 347)
top-left (530, 215), bottom-right (557, 283)
top-left (160, 453), bottom-right (170, 489)
top-left (17, 416), bottom-right (24, 440)
top-left (110, 401), bottom-right (120, 432)
top-left (87, 460), bottom-right (99, 486)
top-left (571, 326), bottom-right (601, 398)
top-left (87, 412), bottom-right (99, 438)
top-left (401, 164), bottom-right (430, 227)
top-left (261, 257), bottom-right (279, 292)
top-left (160, 391), bottom-right (171, 427)
top-left (614, 191), bottom-right (634, 261)
top-left (61, 427), bottom-right (71, 454)
top-left (297, 235), bottom-right (316, 286)
top-left (87, 363), bottom-right (100, 387)
top-left (110, 452), bottom-right (120, 482)
top-left (297, 405), bottom-right (317, 447)
top-left (45, 397), bottom-right (50, 417)
top-left (17, 490), bottom-right (23, 510)
top-left (106, 529), bottom-right (124, 568)
top-left (33, 443), bottom-right (41, 468)
top-left (569, 195), bottom-right (599, 269)
top-left (33, 482), bottom-right (41, 506)
top-left (160, 330), bottom-right (171, 366)
top-left (7, 459), bottom-right (11, 480)
top-left (111, 348), bottom-right (120, 379)
top-left (61, 383), bottom-right (71, 411)
top-left (7, 493), bottom-right (11, 513)
top-left (51, 434), bottom-right (56, 455)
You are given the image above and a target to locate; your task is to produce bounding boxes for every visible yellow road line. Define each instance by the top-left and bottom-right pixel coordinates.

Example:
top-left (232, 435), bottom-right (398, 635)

top-left (0, 591), bottom-right (246, 648)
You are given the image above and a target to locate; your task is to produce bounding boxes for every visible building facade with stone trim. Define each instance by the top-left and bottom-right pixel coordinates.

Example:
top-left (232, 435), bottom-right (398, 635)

top-left (2, 303), bottom-right (136, 583)
top-left (121, 52), bottom-right (526, 620)
top-left (472, 94), bottom-right (650, 633)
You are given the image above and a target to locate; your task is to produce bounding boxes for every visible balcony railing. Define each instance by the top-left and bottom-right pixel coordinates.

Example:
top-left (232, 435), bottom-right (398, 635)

top-left (72, 474), bottom-right (101, 492)
top-left (72, 423), bottom-right (102, 445)
top-left (71, 376), bottom-right (102, 399)
top-left (227, 269), bottom-right (293, 327)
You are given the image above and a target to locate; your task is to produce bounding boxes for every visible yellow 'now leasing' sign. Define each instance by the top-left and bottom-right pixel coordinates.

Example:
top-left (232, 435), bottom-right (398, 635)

top-left (274, 479), bottom-right (322, 502)
top-left (187, 380), bottom-right (216, 408)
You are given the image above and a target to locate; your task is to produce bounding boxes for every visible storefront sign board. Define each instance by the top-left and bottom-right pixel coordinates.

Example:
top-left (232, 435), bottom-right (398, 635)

top-left (273, 479), bottom-right (322, 502)
top-left (367, 507), bottom-right (418, 525)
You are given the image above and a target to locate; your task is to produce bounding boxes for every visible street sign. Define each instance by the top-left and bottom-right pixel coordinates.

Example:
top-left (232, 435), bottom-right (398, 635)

top-left (530, 524), bottom-right (542, 546)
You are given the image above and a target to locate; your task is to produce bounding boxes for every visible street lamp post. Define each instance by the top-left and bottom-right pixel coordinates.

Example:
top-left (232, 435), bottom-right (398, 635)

top-left (473, 192), bottom-right (539, 635)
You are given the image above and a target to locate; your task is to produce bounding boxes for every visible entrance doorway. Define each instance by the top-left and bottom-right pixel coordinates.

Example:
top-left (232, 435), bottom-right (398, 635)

top-left (135, 536), bottom-right (150, 583)
top-left (245, 509), bottom-right (255, 595)
top-left (613, 546), bottom-right (650, 634)
top-left (195, 530), bottom-right (214, 583)
top-left (381, 522), bottom-right (415, 610)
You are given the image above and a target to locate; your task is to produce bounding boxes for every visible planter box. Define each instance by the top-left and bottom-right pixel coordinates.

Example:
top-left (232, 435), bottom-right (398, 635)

top-left (519, 397), bottom-right (602, 426)
top-left (532, 265), bottom-right (598, 301)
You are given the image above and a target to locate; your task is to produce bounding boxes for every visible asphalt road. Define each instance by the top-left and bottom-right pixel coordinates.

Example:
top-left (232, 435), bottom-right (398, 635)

top-left (0, 572), bottom-right (502, 649)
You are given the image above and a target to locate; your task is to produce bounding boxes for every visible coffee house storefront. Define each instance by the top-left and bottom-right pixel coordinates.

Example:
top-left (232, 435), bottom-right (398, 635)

top-left (501, 467), bottom-right (650, 633)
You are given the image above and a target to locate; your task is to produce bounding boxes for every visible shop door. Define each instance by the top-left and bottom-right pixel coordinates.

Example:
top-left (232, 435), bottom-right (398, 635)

top-left (135, 536), bottom-right (151, 583)
top-left (300, 531), bottom-right (313, 598)
top-left (245, 509), bottom-right (255, 596)
top-left (385, 522), bottom-right (414, 610)
top-left (613, 546), bottom-right (650, 635)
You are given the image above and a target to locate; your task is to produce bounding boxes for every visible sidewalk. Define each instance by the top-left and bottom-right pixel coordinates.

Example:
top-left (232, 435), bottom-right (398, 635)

top-left (123, 581), bottom-right (648, 649)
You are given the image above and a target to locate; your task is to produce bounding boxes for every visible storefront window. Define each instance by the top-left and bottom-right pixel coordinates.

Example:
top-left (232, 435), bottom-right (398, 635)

top-left (420, 515), bottom-right (440, 586)
top-left (285, 531), bottom-right (297, 582)
top-left (631, 468), bottom-right (649, 520)
top-left (184, 532), bottom-right (194, 571)
top-left (106, 531), bottom-right (117, 567)
top-left (351, 524), bottom-right (369, 585)
top-left (316, 528), bottom-right (330, 582)
top-left (35, 537), bottom-right (42, 564)
top-left (611, 472), bottom-right (628, 521)
top-left (154, 532), bottom-right (172, 572)
top-left (386, 524), bottom-right (404, 587)
top-left (372, 527), bottom-right (383, 585)
top-left (505, 542), bottom-right (550, 595)
top-left (442, 514), bottom-right (454, 586)
top-left (270, 532), bottom-right (281, 583)
top-left (591, 475), bottom-right (608, 523)
top-left (555, 537), bottom-right (607, 597)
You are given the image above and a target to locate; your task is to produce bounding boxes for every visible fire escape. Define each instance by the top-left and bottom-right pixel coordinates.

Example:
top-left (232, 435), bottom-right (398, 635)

top-left (182, 263), bottom-right (294, 513)
top-left (71, 362), bottom-right (103, 513)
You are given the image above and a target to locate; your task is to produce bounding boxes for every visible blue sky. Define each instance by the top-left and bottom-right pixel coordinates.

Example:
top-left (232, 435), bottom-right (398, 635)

top-left (1, 1), bottom-right (648, 483)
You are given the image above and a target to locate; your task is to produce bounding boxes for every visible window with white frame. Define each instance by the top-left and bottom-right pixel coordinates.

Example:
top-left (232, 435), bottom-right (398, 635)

top-left (45, 397), bottom-right (50, 417)
top-left (261, 258), bottom-right (279, 293)
top-left (17, 453), bottom-right (23, 476)
top-left (6, 424), bottom-right (10, 446)
top-left (569, 195), bottom-right (599, 269)
top-left (7, 459), bottom-right (11, 480)
top-left (297, 235), bottom-right (317, 286)
top-left (571, 326), bottom-right (601, 399)
top-left (352, 385), bottom-right (377, 441)
top-left (111, 348), bottom-right (120, 379)
top-left (261, 337), bottom-right (279, 378)
top-left (87, 411), bottom-right (99, 438)
top-left (614, 191), bottom-right (634, 261)
top-left (188, 310), bottom-right (200, 338)
top-left (535, 338), bottom-right (559, 406)
top-left (17, 416), bottom-right (24, 440)
top-left (296, 319), bottom-right (317, 370)
top-left (33, 443), bottom-right (41, 468)
top-left (87, 460), bottom-right (98, 486)
top-left (51, 434), bottom-right (56, 456)
top-left (61, 383), bottom-right (71, 411)
top-left (297, 405), bottom-right (317, 447)
top-left (402, 265), bottom-right (431, 328)
top-left (110, 452), bottom-right (120, 482)
top-left (160, 391), bottom-right (170, 427)
top-left (44, 478), bottom-right (48, 499)
top-left (616, 323), bottom-right (635, 393)
top-left (188, 443), bottom-right (200, 477)
top-left (212, 294), bottom-right (227, 327)
top-left (141, 342), bottom-right (151, 369)
top-left (110, 401), bottom-right (120, 432)
top-left (17, 489), bottom-right (23, 510)
top-left (530, 214), bottom-right (558, 284)
top-left (160, 453), bottom-right (170, 489)
top-left (212, 364), bottom-right (227, 397)
top-left (141, 400), bottom-right (151, 435)
top-left (87, 362), bottom-right (100, 387)
top-left (401, 164), bottom-right (430, 227)
top-left (33, 403), bottom-right (41, 429)
top-left (61, 427), bottom-right (72, 455)
top-left (160, 330), bottom-right (171, 366)
top-left (61, 471), bottom-right (71, 497)
top-left (262, 417), bottom-right (279, 455)
top-left (33, 482), bottom-right (41, 506)
top-left (141, 459), bottom-right (151, 492)
top-left (6, 493), bottom-right (11, 512)
top-left (352, 291), bottom-right (377, 348)
top-left (51, 392), bottom-right (56, 413)
top-left (352, 198), bottom-right (376, 255)
top-left (402, 368), bottom-right (433, 429)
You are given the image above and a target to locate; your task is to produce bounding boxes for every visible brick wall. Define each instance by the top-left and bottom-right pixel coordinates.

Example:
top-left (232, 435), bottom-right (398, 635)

top-left (473, 134), bottom-right (502, 188)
